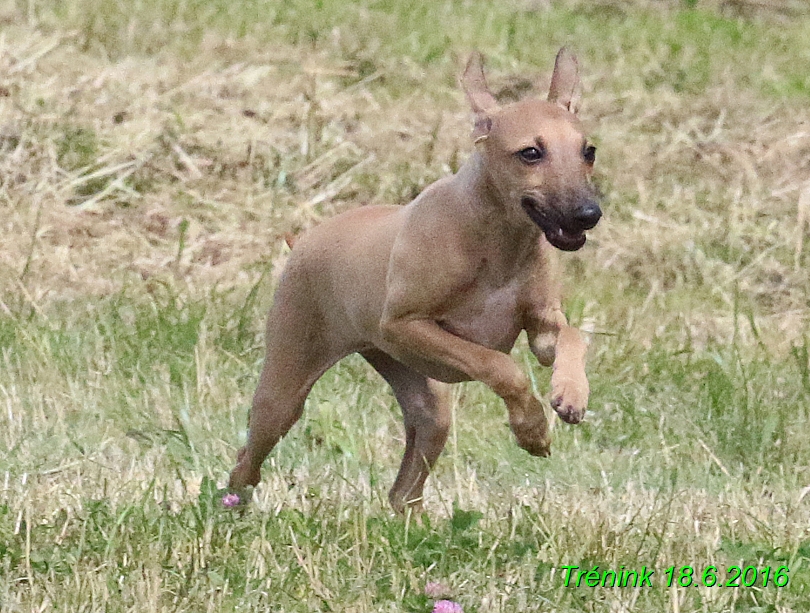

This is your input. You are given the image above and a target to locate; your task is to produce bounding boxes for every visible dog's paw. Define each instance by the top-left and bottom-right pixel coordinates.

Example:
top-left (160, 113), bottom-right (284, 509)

top-left (521, 435), bottom-right (552, 458)
top-left (389, 491), bottom-right (426, 517)
top-left (550, 370), bottom-right (589, 424)
top-left (510, 414), bottom-right (551, 457)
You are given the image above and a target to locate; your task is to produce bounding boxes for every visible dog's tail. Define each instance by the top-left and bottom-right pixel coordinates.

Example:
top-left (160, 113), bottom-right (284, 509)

top-left (283, 232), bottom-right (298, 249)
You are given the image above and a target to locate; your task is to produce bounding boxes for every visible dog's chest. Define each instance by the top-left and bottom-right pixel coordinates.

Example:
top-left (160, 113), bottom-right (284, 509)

top-left (439, 280), bottom-right (524, 353)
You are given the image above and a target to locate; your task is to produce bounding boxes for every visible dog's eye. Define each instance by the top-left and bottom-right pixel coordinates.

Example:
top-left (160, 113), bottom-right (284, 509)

top-left (583, 144), bottom-right (596, 165)
top-left (518, 146), bottom-right (545, 164)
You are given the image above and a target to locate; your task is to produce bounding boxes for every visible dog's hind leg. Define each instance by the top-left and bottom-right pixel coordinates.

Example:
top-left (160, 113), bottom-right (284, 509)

top-left (362, 350), bottom-right (451, 514)
top-left (228, 279), bottom-right (348, 493)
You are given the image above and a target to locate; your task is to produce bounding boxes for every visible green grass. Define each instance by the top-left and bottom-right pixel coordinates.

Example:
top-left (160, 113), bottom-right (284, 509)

top-left (2, 0), bottom-right (810, 611)
top-left (3, 287), bottom-right (810, 611)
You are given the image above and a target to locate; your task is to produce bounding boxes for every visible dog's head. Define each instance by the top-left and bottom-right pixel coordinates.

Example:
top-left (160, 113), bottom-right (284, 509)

top-left (461, 48), bottom-right (601, 251)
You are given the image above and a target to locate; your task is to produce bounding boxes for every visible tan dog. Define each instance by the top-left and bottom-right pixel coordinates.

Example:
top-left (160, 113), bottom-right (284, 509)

top-left (228, 48), bottom-right (601, 513)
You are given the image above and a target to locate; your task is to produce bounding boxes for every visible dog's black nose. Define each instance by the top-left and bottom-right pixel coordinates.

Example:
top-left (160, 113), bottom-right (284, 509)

top-left (573, 202), bottom-right (602, 230)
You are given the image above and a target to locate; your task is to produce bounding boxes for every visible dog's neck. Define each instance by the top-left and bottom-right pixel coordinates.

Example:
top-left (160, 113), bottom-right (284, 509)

top-left (452, 150), bottom-right (545, 258)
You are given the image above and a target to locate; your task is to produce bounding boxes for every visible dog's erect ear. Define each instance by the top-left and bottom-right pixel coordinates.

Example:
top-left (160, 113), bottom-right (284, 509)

top-left (547, 47), bottom-right (581, 113)
top-left (461, 52), bottom-right (498, 142)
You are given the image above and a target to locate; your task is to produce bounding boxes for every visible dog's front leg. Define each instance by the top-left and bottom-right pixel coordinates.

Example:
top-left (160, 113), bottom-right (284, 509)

top-left (528, 308), bottom-right (589, 424)
top-left (380, 315), bottom-right (551, 457)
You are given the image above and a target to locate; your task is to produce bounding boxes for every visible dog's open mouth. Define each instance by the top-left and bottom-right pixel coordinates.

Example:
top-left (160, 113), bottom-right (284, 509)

top-left (521, 196), bottom-right (587, 252)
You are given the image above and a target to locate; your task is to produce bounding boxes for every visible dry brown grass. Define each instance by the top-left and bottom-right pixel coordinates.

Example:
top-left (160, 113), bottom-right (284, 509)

top-left (1, 6), bottom-right (808, 352)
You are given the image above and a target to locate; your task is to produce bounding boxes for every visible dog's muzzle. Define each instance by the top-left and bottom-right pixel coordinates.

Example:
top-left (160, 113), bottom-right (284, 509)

top-left (521, 195), bottom-right (601, 251)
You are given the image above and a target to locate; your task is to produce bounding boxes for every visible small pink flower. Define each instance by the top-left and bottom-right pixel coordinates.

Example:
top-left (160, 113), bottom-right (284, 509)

top-left (432, 600), bottom-right (463, 613)
top-left (424, 581), bottom-right (451, 598)
top-left (221, 493), bottom-right (241, 507)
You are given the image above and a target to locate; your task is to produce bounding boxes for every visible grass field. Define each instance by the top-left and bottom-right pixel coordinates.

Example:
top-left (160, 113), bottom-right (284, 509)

top-left (1, 0), bottom-right (810, 610)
